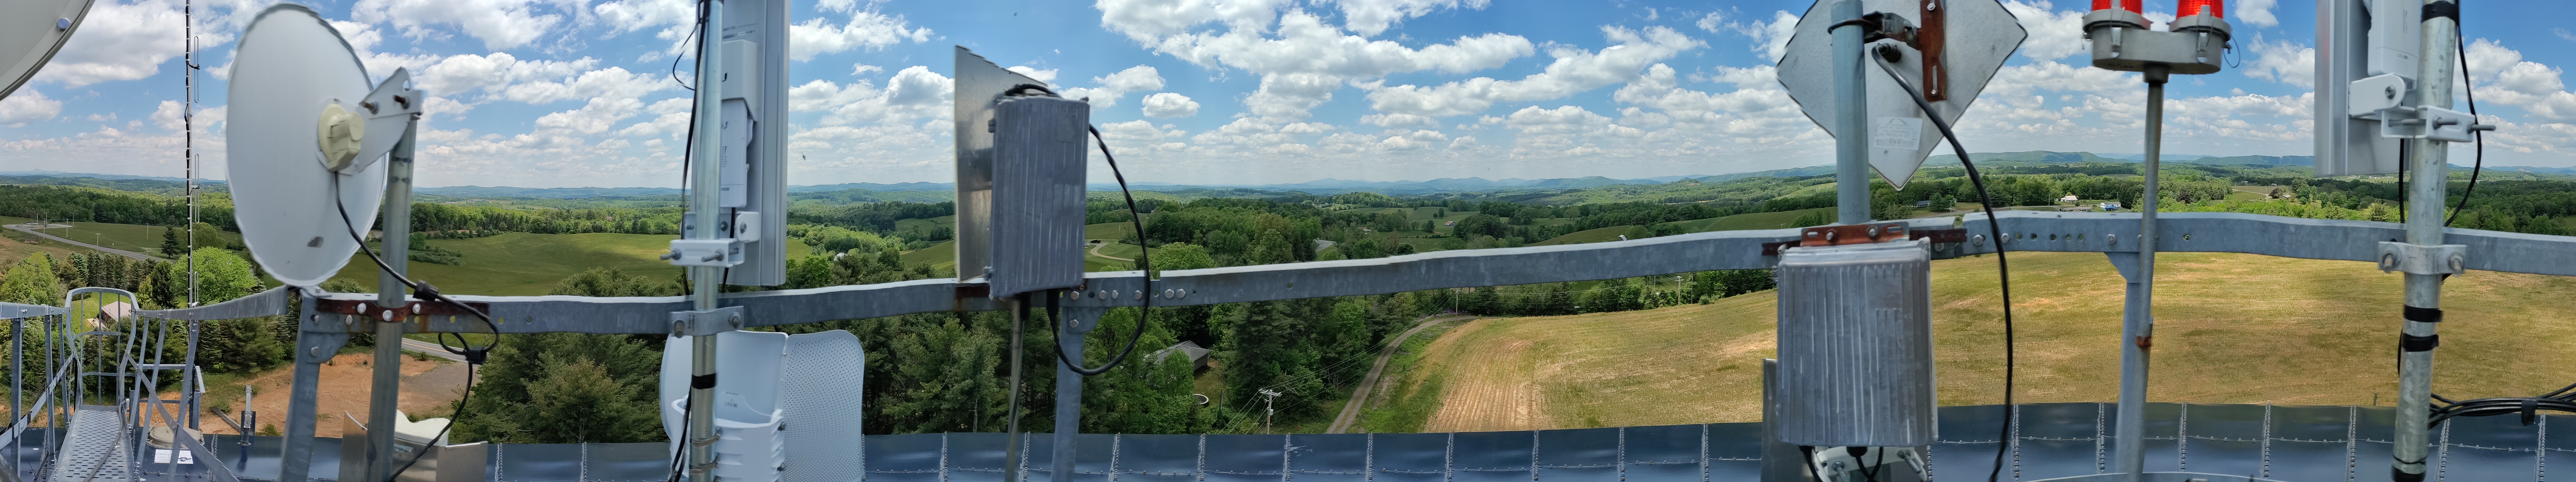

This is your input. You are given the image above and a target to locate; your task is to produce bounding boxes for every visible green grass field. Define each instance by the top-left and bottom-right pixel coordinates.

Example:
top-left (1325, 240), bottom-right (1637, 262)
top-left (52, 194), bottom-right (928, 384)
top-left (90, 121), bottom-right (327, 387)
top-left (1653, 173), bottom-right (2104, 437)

top-left (900, 240), bottom-right (957, 271)
top-left (1529, 225), bottom-right (1650, 246)
top-left (0, 217), bottom-right (243, 258)
top-left (1084, 222), bottom-right (1135, 242)
top-left (1651, 208), bottom-right (1833, 234)
top-left (1366, 250), bottom-right (2576, 432)
top-left (315, 232), bottom-right (692, 295)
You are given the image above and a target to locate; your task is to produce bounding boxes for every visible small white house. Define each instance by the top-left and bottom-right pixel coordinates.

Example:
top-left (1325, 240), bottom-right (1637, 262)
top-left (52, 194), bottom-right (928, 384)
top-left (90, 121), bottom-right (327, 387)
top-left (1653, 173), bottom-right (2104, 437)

top-left (2061, 195), bottom-right (2081, 202)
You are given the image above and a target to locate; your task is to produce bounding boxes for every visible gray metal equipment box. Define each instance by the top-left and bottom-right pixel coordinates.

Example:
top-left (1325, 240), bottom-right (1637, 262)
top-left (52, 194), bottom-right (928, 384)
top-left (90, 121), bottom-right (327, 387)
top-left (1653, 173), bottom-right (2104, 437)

top-left (951, 47), bottom-right (1088, 298)
top-left (983, 96), bottom-right (1090, 298)
top-left (1772, 238), bottom-right (1936, 447)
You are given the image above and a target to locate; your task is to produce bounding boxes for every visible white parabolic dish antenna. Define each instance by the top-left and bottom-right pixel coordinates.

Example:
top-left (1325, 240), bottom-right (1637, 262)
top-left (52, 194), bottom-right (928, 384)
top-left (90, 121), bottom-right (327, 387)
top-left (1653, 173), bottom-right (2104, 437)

top-left (227, 4), bottom-right (393, 287)
top-left (0, 0), bottom-right (95, 100)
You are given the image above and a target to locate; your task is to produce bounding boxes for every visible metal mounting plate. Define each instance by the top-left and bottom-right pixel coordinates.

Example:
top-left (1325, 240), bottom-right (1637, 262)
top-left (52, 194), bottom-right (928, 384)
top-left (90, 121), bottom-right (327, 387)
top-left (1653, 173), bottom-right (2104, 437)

top-left (669, 306), bottom-right (746, 336)
top-left (2377, 241), bottom-right (2467, 275)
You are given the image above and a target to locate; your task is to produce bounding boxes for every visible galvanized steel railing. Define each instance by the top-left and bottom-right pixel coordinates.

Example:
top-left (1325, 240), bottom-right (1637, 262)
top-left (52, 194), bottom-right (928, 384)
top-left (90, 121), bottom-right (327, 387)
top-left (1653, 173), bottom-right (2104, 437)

top-left (83, 210), bottom-right (2576, 482)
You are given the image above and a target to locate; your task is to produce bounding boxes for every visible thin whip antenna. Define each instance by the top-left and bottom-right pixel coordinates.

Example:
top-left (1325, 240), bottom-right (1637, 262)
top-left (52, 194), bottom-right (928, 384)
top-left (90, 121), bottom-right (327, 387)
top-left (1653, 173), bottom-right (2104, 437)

top-left (183, 0), bottom-right (196, 306)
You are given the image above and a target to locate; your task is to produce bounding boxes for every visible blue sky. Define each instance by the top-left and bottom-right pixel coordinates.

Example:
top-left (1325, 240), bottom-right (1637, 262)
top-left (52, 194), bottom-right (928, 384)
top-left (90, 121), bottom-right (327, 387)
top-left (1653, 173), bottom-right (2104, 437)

top-left (1, 0), bottom-right (2571, 188)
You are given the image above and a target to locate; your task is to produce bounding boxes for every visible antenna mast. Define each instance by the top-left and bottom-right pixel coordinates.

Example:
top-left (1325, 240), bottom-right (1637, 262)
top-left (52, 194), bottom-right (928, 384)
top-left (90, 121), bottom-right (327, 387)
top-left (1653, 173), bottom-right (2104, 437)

top-left (183, 0), bottom-right (197, 307)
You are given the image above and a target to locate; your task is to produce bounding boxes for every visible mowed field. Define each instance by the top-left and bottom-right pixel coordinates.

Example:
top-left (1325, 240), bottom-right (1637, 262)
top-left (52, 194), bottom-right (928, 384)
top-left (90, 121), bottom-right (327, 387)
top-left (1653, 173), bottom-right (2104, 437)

top-left (1375, 251), bottom-right (2576, 432)
top-left (902, 221), bottom-right (1146, 273)
top-left (316, 232), bottom-right (696, 295)
top-left (0, 216), bottom-right (232, 258)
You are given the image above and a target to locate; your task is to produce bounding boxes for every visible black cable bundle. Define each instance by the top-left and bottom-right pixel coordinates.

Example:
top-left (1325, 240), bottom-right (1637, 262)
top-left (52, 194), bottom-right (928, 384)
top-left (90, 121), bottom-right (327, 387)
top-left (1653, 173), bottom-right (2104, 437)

top-left (1869, 46), bottom-right (2018, 482)
top-left (330, 176), bottom-right (499, 482)
top-left (2429, 381), bottom-right (2576, 428)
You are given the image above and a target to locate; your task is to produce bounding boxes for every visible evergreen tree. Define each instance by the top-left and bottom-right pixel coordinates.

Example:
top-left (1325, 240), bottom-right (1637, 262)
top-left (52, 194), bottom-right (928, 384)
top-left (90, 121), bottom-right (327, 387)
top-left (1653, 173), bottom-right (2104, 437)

top-left (159, 226), bottom-right (182, 258)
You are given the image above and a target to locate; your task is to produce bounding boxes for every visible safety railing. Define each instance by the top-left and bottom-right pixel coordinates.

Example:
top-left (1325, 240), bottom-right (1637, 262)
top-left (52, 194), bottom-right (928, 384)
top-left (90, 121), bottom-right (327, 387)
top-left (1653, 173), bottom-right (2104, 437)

top-left (103, 210), bottom-right (2576, 482)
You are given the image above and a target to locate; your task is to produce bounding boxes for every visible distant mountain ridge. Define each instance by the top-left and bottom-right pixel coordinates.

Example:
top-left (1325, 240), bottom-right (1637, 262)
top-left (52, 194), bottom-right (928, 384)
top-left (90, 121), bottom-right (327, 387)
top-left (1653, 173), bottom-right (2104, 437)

top-left (20, 151), bottom-right (2562, 200)
top-left (0, 170), bottom-right (226, 183)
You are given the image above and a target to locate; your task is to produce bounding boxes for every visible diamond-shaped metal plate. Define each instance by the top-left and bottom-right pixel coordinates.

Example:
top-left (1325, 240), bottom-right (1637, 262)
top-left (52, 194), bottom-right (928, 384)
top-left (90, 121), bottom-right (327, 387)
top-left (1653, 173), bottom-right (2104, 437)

top-left (1778, 0), bottom-right (2027, 189)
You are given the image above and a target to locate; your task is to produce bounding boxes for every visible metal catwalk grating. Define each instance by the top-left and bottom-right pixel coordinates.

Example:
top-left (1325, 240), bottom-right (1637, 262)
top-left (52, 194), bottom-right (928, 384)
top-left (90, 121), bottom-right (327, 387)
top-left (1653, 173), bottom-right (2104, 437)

top-left (48, 406), bottom-right (129, 482)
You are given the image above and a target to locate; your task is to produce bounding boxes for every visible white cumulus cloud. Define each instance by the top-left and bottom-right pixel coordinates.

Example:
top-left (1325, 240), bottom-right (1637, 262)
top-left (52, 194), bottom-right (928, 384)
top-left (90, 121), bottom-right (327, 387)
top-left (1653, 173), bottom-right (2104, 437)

top-left (788, 7), bottom-right (933, 61)
top-left (1363, 26), bottom-right (1703, 118)
top-left (1141, 92), bottom-right (1201, 118)
top-left (352, 0), bottom-right (567, 50)
top-left (0, 90), bottom-right (64, 127)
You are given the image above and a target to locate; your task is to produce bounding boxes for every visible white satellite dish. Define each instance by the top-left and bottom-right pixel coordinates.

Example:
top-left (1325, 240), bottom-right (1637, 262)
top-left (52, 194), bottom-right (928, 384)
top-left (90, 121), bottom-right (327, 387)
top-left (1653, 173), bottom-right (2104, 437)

top-left (0, 0), bottom-right (95, 100)
top-left (226, 4), bottom-right (420, 287)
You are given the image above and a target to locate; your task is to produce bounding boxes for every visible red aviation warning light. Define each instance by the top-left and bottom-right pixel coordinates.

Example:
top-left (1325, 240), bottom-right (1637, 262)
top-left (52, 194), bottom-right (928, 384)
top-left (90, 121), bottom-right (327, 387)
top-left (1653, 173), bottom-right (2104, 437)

top-left (2092, 0), bottom-right (2143, 13)
top-left (2178, 0), bottom-right (2224, 18)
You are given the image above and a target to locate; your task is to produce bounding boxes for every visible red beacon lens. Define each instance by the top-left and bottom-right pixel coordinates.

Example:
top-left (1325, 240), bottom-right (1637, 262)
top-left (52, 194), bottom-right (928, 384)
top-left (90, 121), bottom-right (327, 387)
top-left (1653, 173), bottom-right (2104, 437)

top-left (2178, 0), bottom-right (2224, 17)
top-left (2092, 0), bottom-right (2144, 13)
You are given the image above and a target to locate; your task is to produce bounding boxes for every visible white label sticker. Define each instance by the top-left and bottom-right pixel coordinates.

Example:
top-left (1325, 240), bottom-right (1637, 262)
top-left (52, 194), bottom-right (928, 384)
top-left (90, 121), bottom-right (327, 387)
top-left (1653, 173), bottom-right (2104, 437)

top-left (1871, 116), bottom-right (1923, 150)
top-left (152, 449), bottom-right (197, 464)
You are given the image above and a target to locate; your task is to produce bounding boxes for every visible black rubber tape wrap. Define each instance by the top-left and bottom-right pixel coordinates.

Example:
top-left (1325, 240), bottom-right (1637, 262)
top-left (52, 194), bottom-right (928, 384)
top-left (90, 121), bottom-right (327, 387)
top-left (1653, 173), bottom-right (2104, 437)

top-left (2405, 305), bottom-right (2443, 323)
top-left (2421, 1), bottom-right (2457, 21)
top-left (2403, 333), bottom-right (2441, 352)
top-left (691, 373), bottom-right (717, 389)
top-left (2393, 467), bottom-right (2428, 482)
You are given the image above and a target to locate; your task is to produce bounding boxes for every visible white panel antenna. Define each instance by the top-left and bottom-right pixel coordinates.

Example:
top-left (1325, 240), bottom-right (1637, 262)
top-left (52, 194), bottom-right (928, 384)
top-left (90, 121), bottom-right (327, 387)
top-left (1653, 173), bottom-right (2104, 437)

top-left (662, 330), bottom-right (866, 482)
top-left (0, 0), bottom-right (92, 100)
top-left (224, 4), bottom-right (422, 287)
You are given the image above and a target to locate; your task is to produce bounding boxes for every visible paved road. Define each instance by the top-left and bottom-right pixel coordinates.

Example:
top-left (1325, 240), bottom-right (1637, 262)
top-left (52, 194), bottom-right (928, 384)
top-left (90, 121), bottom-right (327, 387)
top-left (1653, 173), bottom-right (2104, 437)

top-left (5, 224), bottom-right (154, 261)
top-left (1089, 242), bottom-right (1135, 262)
top-left (400, 337), bottom-right (471, 362)
top-left (1325, 314), bottom-right (1478, 434)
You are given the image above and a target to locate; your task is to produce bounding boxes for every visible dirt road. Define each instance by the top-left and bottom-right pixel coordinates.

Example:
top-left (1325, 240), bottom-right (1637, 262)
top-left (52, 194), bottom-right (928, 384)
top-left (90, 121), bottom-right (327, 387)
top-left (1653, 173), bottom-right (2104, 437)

top-left (1324, 315), bottom-right (1474, 433)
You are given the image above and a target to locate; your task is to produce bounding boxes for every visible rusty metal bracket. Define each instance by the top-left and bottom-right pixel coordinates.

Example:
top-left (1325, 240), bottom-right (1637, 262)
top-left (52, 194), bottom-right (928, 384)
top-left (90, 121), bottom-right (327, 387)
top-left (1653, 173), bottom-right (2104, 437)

top-left (1804, 223), bottom-right (1912, 247)
top-left (1917, 0), bottom-right (1948, 101)
top-left (1764, 224), bottom-right (1964, 255)
top-left (314, 298), bottom-right (490, 322)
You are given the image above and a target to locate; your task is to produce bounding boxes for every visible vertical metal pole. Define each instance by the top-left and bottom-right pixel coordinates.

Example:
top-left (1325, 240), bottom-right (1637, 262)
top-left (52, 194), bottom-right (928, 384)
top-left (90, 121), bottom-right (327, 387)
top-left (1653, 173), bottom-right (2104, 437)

top-left (9, 315), bottom-right (19, 480)
top-left (1002, 296), bottom-right (1026, 482)
top-left (365, 106), bottom-right (419, 482)
top-left (279, 296), bottom-right (351, 482)
top-left (1051, 304), bottom-right (1092, 482)
top-left (684, 4), bottom-right (727, 482)
top-left (2392, 4), bottom-right (2459, 479)
top-left (183, 0), bottom-right (196, 309)
top-left (2111, 65), bottom-right (2169, 481)
top-left (242, 384), bottom-right (255, 442)
top-left (1758, 359), bottom-right (1800, 482)
top-left (1831, 0), bottom-right (1871, 225)
top-left (184, 321), bottom-right (199, 431)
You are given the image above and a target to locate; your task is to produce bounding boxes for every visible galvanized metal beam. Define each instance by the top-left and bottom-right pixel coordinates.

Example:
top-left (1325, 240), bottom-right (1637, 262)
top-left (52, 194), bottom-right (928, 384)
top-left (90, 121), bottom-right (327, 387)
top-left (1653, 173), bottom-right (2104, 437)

top-left (134, 286), bottom-right (289, 321)
top-left (0, 303), bottom-right (64, 318)
top-left (284, 211), bottom-right (2576, 335)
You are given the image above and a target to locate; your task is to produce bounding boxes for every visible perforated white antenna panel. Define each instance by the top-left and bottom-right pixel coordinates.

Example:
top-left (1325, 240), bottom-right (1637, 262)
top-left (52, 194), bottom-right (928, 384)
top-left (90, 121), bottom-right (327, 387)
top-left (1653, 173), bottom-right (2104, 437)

top-left (779, 330), bottom-right (866, 482)
top-left (225, 4), bottom-right (384, 287)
